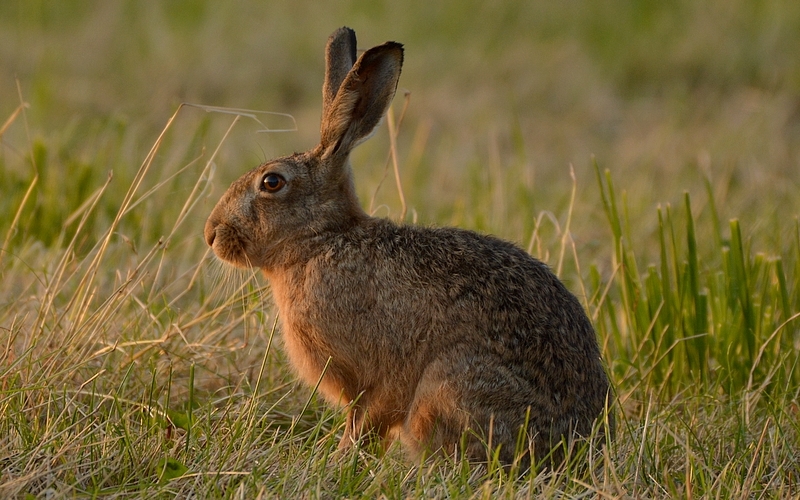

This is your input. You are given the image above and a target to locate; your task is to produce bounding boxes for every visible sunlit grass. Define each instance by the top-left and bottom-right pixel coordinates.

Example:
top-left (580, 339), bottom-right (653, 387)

top-left (2, 92), bottom-right (798, 498)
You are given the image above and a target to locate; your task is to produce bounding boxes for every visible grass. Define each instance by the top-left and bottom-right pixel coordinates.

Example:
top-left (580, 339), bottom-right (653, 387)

top-left (2, 0), bottom-right (800, 497)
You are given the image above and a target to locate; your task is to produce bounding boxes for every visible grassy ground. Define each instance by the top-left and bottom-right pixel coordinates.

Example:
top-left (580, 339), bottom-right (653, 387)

top-left (2, 0), bottom-right (799, 497)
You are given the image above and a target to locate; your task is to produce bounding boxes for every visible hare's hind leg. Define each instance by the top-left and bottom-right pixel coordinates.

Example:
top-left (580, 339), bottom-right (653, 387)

top-left (402, 356), bottom-right (548, 467)
top-left (397, 359), bottom-right (471, 462)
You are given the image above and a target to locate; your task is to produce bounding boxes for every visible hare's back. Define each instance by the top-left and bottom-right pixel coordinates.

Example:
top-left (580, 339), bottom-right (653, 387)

top-left (353, 220), bottom-right (598, 350)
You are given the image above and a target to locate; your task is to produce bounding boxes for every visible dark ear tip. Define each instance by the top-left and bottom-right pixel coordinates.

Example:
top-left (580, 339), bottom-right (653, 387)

top-left (330, 26), bottom-right (356, 41)
top-left (384, 41), bottom-right (404, 53)
top-left (387, 42), bottom-right (404, 62)
top-left (370, 41), bottom-right (404, 65)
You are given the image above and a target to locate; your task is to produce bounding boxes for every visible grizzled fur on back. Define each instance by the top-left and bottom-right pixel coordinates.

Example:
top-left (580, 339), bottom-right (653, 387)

top-left (205, 26), bottom-right (613, 469)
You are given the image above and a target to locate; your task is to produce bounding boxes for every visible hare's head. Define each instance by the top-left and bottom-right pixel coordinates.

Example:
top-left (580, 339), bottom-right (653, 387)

top-left (204, 27), bottom-right (403, 270)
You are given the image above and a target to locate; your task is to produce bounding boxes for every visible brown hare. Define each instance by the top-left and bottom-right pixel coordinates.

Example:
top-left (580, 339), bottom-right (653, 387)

top-left (205, 27), bottom-right (613, 468)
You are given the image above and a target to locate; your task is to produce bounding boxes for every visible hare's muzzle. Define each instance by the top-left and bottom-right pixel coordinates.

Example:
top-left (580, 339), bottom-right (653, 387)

top-left (204, 219), bottom-right (218, 248)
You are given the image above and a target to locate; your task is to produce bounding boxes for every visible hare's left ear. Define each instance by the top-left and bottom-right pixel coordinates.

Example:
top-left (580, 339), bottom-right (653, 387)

top-left (319, 40), bottom-right (404, 158)
top-left (322, 27), bottom-right (358, 115)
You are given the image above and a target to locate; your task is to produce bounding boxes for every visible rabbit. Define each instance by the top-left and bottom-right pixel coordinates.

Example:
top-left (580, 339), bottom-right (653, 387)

top-left (204, 26), bottom-right (614, 468)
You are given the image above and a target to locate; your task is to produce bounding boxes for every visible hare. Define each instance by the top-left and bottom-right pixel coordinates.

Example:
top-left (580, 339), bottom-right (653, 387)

top-left (205, 27), bottom-right (613, 468)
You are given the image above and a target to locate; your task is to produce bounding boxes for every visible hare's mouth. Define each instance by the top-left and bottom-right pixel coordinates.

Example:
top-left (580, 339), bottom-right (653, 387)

top-left (206, 224), bottom-right (254, 269)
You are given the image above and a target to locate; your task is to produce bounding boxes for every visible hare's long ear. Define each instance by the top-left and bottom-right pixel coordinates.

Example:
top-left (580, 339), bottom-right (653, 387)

top-left (322, 27), bottom-right (358, 115)
top-left (318, 41), bottom-right (404, 158)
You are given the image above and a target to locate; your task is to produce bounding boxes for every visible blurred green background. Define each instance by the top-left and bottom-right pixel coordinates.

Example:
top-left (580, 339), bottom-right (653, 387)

top-left (2, 0), bottom-right (800, 256)
top-left (3, 4), bottom-right (800, 494)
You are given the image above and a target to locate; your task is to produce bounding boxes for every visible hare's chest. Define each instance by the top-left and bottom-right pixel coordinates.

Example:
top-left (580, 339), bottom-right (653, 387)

top-left (278, 313), bottom-right (353, 406)
top-left (269, 274), bottom-right (353, 405)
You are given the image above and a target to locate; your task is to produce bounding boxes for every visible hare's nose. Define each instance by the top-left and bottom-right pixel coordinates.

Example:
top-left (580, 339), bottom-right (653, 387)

top-left (204, 220), bottom-right (217, 247)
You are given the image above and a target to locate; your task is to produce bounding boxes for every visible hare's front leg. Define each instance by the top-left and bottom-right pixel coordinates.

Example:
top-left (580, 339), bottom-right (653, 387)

top-left (338, 406), bottom-right (366, 450)
top-left (338, 402), bottom-right (400, 451)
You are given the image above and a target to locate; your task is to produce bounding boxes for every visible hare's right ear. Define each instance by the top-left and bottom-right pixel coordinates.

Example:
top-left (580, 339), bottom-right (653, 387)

top-left (318, 34), bottom-right (403, 158)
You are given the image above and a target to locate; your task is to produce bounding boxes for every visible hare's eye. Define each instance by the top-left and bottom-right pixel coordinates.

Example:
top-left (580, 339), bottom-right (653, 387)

top-left (261, 173), bottom-right (286, 193)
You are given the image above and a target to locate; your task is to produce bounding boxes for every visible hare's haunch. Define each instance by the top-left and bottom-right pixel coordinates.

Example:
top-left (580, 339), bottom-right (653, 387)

top-left (205, 27), bottom-right (613, 468)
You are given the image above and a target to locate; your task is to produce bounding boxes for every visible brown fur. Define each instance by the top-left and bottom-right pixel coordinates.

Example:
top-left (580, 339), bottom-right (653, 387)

top-left (205, 27), bottom-right (613, 469)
